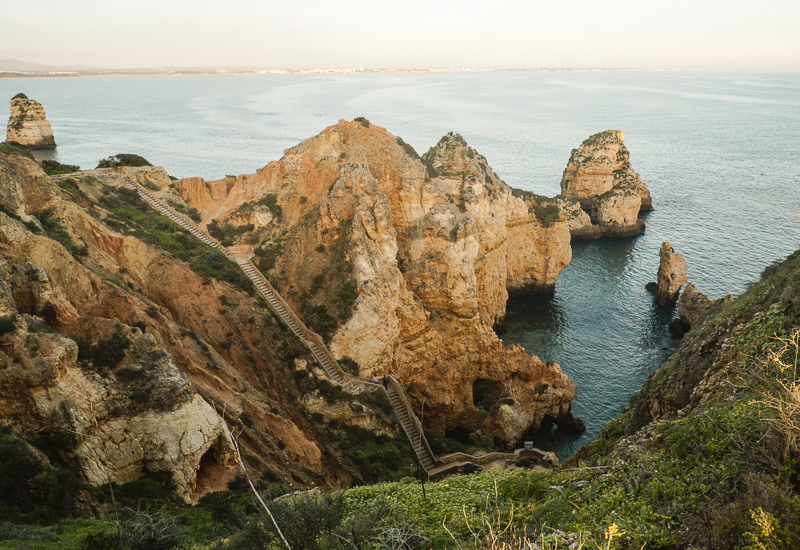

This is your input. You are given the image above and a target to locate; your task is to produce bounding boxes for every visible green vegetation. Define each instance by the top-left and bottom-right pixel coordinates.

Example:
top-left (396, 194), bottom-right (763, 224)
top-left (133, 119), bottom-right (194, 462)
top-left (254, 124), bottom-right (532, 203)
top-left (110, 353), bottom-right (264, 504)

top-left (255, 194), bottom-right (283, 222)
top-left (354, 116), bottom-right (370, 128)
top-left (0, 315), bottom-right (17, 336)
top-left (12, 93), bottom-right (28, 100)
top-left (396, 136), bottom-right (421, 161)
top-left (0, 426), bottom-right (81, 525)
top-left (90, 331), bottom-right (131, 372)
top-left (166, 199), bottom-right (201, 223)
top-left (33, 208), bottom-right (88, 257)
top-left (40, 159), bottom-right (80, 175)
top-left (95, 185), bottom-right (253, 295)
top-left (252, 241), bottom-right (284, 272)
top-left (0, 142), bottom-right (34, 159)
top-left (297, 240), bottom-right (358, 342)
top-left (207, 220), bottom-right (254, 247)
top-left (96, 154), bottom-right (152, 169)
top-left (509, 188), bottom-right (562, 227)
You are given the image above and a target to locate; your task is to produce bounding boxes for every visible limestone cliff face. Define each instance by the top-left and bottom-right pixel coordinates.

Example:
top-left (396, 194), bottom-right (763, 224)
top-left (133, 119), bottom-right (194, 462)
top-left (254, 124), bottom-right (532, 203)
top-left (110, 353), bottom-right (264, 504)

top-left (560, 130), bottom-right (652, 239)
top-left (1, 150), bottom-right (394, 499)
top-left (178, 121), bottom-right (578, 447)
top-left (6, 94), bottom-right (56, 148)
top-left (656, 241), bottom-right (687, 305)
top-left (0, 148), bottom-right (57, 224)
top-left (0, 255), bottom-right (234, 502)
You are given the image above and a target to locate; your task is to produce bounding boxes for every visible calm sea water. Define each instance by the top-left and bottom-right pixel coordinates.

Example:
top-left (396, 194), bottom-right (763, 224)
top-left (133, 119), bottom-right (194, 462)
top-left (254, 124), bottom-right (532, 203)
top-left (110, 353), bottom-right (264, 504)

top-left (3, 72), bottom-right (799, 458)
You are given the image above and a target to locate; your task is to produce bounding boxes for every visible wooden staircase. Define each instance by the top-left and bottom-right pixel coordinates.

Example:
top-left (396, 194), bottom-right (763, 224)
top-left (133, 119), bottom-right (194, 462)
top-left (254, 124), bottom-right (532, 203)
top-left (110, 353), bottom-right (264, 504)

top-left (120, 177), bottom-right (556, 477)
top-left (233, 256), bottom-right (345, 385)
top-left (387, 385), bottom-right (436, 472)
top-left (121, 178), bottom-right (224, 251)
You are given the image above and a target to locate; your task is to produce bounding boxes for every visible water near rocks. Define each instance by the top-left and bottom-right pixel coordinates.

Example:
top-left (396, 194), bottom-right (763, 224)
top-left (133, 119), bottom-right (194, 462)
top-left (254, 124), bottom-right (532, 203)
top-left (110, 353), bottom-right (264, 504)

top-left (4, 72), bottom-right (799, 458)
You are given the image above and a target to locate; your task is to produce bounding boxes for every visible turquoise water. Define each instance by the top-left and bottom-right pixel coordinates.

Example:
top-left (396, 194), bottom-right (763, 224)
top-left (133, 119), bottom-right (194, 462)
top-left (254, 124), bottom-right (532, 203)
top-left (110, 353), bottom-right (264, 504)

top-left (3, 72), bottom-right (799, 458)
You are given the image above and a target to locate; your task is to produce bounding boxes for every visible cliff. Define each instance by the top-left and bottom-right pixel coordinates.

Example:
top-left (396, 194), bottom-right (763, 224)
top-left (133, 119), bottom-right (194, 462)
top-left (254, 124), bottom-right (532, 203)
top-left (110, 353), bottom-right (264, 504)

top-left (559, 130), bottom-right (652, 238)
top-left (6, 94), bottom-right (56, 149)
top-left (0, 147), bottom-right (409, 501)
top-left (177, 120), bottom-right (579, 448)
top-left (561, 249), bottom-right (800, 548)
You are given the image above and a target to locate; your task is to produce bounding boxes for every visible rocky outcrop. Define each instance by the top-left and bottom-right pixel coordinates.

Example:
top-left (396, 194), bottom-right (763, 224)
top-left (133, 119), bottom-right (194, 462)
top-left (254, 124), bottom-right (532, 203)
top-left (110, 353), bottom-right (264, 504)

top-left (0, 275), bottom-right (235, 502)
top-left (627, 249), bottom-right (800, 436)
top-left (177, 121), bottom-right (578, 448)
top-left (670, 282), bottom-right (734, 336)
top-left (655, 241), bottom-right (687, 305)
top-left (560, 130), bottom-right (652, 239)
top-left (6, 94), bottom-right (56, 148)
top-left (1, 150), bottom-right (398, 499)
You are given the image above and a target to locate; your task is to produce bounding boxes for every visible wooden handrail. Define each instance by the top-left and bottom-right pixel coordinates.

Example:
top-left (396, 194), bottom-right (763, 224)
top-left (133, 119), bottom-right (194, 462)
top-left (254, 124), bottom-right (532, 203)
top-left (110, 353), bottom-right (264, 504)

top-left (387, 376), bottom-right (437, 470)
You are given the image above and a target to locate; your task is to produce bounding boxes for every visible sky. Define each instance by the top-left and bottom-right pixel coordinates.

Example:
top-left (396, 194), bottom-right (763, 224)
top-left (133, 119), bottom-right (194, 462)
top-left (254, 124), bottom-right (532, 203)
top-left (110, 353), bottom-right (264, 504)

top-left (1, 0), bottom-right (799, 71)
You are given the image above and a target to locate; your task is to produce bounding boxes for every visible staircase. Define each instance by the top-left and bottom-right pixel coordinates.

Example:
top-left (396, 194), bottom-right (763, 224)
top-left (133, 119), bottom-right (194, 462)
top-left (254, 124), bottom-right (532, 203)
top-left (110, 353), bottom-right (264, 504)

top-left (233, 256), bottom-right (344, 385)
top-left (387, 384), bottom-right (436, 472)
top-left (121, 178), bottom-right (224, 251)
top-left (120, 178), bottom-right (555, 477)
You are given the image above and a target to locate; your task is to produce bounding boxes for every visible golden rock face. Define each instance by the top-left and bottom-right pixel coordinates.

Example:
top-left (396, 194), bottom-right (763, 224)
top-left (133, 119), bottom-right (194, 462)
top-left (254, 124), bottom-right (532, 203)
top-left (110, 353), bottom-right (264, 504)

top-left (177, 120), bottom-right (578, 447)
top-left (6, 95), bottom-right (56, 148)
top-left (560, 130), bottom-right (652, 239)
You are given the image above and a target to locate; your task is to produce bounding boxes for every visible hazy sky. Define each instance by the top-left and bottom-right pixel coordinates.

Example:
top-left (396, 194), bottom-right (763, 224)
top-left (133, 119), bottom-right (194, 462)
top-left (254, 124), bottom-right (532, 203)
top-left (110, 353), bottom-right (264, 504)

top-left (2, 0), bottom-right (798, 70)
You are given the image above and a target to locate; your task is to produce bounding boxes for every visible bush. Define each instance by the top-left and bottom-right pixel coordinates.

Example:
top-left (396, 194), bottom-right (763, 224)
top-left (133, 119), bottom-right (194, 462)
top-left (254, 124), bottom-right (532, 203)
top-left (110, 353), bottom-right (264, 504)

top-left (0, 315), bottom-right (16, 335)
top-left (96, 154), bottom-right (152, 169)
top-left (41, 159), bottom-right (80, 175)
top-left (0, 426), bottom-right (81, 524)
top-left (229, 492), bottom-right (346, 550)
top-left (338, 355), bottom-right (360, 376)
top-left (92, 331), bottom-right (131, 371)
top-left (354, 117), bottom-right (370, 128)
top-left (119, 507), bottom-right (185, 550)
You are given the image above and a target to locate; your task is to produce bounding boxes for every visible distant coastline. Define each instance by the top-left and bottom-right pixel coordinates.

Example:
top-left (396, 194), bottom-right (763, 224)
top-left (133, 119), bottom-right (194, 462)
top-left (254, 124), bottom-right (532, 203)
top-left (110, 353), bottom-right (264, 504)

top-left (0, 67), bottom-right (675, 79)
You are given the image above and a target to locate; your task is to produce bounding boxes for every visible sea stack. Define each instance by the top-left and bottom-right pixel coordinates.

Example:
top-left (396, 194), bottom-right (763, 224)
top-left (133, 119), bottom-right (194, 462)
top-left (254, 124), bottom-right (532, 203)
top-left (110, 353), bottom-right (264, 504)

top-left (560, 130), bottom-right (652, 238)
top-left (656, 241), bottom-right (687, 305)
top-left (6, 93), bottom-right (56, 148)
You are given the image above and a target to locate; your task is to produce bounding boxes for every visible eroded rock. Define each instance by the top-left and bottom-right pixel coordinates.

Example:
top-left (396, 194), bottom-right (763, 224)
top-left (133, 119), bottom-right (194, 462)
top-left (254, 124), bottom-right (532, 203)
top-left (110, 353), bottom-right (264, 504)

top-left (656, 241), bottom-right (687, 305)
top-left (177, 121), bottom-right (578, 447)
top-left (6, 94), bottom-right (56, 148)
top-left (560, 130), bottom-right (652, 239)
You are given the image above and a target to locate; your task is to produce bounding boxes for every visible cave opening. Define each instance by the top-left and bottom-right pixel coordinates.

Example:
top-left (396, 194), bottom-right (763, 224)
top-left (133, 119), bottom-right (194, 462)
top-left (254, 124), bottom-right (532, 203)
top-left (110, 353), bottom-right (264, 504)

top-left (444, 426), bottom-right (471, 446)
top-left (193, 442), bottom-right (225, 499)
top-left (472, 378), bottom-right (504, 411)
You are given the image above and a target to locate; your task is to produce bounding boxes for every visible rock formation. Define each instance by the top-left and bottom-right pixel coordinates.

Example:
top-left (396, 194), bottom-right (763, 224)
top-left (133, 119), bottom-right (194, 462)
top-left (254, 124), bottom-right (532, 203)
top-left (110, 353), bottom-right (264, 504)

top-left (559, 130), bottom-right (652, 238)
top-left (655, 241), bottom-right (687, 305)
top-left (670, 282), bottom-right (733, 335)
top-left (1, 148), bottom-right (402, 500)
top-left (177, 121), bottom-right (579, 448)
top-left (6, 93), bottom-right (56, 148)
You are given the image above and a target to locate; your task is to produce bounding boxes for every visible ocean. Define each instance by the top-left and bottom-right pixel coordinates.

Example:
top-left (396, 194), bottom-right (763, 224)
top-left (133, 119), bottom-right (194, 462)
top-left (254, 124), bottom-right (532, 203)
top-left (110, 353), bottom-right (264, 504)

top-left (3, 71), bottom-right (799, 458)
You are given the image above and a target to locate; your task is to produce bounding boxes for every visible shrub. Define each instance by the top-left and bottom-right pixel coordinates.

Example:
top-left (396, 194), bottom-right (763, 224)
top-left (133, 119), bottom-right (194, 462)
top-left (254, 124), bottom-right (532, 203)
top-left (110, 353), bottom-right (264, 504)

top-left (229, 492), bottom-right (346, 550)
top-left (0, 426), bottom-right (81, 524)
top-left (256, 194), bottom-right (282, 222)
top-left (40, 159), bottom-right (80, 175)
top-left (0, 315), bottom-right (16, 335)
top-left (92, 331), bottom-right (131, 371)
top-left (354, 117), bottom-right (370, 128)
top-left (339, 355), bottom-right (360, 376)
top-left (96, 154), bottom-right (152, 169)
top-left (119, 507), bottom-right (185, 550)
